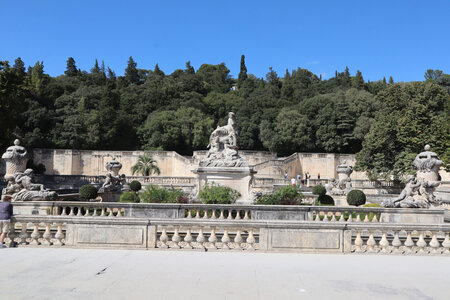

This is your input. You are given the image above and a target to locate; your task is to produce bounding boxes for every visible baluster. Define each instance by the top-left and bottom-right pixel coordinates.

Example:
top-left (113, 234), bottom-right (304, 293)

top-left (76, 206), bottom-right (82, 217)
top-left (183, 228), bottom-right (193, 249)
top-left (159, 228), bottom-right (169, 248)
top-left (227, 210), bottom-right (233, 220)
top-left (100, 207), bottom-right (105, 217)
top-left (42, 223), bottom-right (52, 245)
top-left (355, 213), bottom-right (362, 222)
top-left (347, 212), bottom-right (353, 222)
top-left (363, 213), bottom-right (370, 223)
top-left (117, 208), bottom-right (123, 218)
top-left (353, 231), bottom-right (363, 252)
top-left (61, 207), bottom-right (68, 216)
top-left (442, 233), bottom-right (450, 254)
top-left (196, 228), bottom-right (206, 249)
top-left (234, 229), bottom-right (243, 250)
top-left (235, 211), bottom-right (241, 220)
top-left (219, 210), bottom-right (225, 219)
top-left (246, 229), bottom-right (256, 251)
top-left (186, 209), bottom-right (192, 218)
top-left (30, 223), bottom-right (40, 245)
top-left (221, 229), bottom-right (231, 250)
top-left (404, 231), bottom-right (415, 254)
top-left (53, 223), bottom-right (65, 246)
top-left (69, 207), bottom-right (75, 216)
top-left (171, 227), bottom-right (181, 249)
top-left (108, 207), bottom-right (114, 218)
top-left (244, 210), bottom-right (250, 220)
top-left (339, 212), bottom-right (346, 222)
top-left (19, 222), bottom-right (29, 245)
top-left (315, 211), bottom-right (321, 222)
top-left (84, 207), bottom-right (90, 217)
top-left (416, 231), bottom-right (428, 253)
top-left (366, 231), bottom-right (377, 252)
top-left (392, 231), bottom-right (402, 253)
top-left (195, 210), bottom-right (200, 219)
top-left (379, 231), bottom-right (389, 253)
top-left (429, 232), bottom-right (440, 254)
top-left (330, 212), bottom-right (337, 222)
top-left (323, 211), bottom-right (329, 222)
top-left (202, 210), bottom-right (208, 219)
top-left (372, 213), bottom-right (379, 223)
top-left (211, 210), bottom-right (217, 220)
top-left (208, 227), bottom-right (218, 249)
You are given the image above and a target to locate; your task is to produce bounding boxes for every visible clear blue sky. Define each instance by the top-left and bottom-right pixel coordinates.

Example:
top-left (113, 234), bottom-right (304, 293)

top-left (1, 0), bottom-right (449, 81)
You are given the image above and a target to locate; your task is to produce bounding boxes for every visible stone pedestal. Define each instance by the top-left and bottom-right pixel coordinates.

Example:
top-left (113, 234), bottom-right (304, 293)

top-left (99, 191), bottom-right (122, 202)
top-left (193, 167), bottom-right (256, 204)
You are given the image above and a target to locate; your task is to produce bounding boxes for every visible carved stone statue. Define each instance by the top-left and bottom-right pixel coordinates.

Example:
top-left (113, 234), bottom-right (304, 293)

top-left (99, 159), bottom-right (126, 192)
top-left (199, 112), bottom-right (248, 167)
top-left (1, 139), bottom-right (27, 182)
top-left (328, 161), bottom-right (353, 195)
top-left (3, 169), bottom-right (57, 201)
top-left (382, 145), bottom-right (443, 208)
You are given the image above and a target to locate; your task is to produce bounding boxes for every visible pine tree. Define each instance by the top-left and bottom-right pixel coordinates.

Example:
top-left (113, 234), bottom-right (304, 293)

top-left (125, 56), bottom-right (139, 84)
top-left (185, 61), bottom-right (195, 74)
top-left (13, 57), bottom-right (26, 78)
top-left (65, 57), bottom-right (78, 76)
top-left (238, 54), bottom-right (247, 87)
top-left (107, 67), bottom-right (116, 79)
top-left (352, 70), bottom-right (364, 89)
top-left (389, 76), bottom-right (394, 84)
top-left (343, 66), bottom-right (351, 86)
top-left (383, 77), bottom-right (387, 85)
top-left (154, 63), bottom-right (165, 77)
top-left (91, 59), bottom-right (101, 74)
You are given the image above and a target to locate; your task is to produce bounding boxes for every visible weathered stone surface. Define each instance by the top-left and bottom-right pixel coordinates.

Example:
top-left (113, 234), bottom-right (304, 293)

top-left (269, 229), bottom-right (342, 251)
top-left (68, 225), bottom-right (147, 248)
top-left (99, 158), bottom-right (126, 193)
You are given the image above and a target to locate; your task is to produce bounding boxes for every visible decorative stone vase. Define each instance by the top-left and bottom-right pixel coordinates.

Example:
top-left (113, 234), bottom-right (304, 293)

top-left (336, 161), bottom-right (353, 182)
top-left (1, 139), bottom-right (28, 182)
top-left (106, 159), bottom-right (122, 176)
top-left (413, 145), bottom-right (443, 183)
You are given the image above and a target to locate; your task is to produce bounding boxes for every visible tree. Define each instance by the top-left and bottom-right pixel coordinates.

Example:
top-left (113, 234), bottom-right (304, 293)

top-left (91, 59), bottom-right (101, 74)
top-left (131, 154), bottom-right (161, 176)
top-left (352, 70), bottom-right (364, 89)
top-left (65, 57), bottom-right (78, 76)
top-left (238, 54), bottom-right (247, 87)
top-left (424, 69), bottom-right (443, 82)
top-left (125, 56), bottom-right (139, 84)
top-left (389, 76), bottom-right (394, 84)
top-left (13, 57), bottom-right (26, 79)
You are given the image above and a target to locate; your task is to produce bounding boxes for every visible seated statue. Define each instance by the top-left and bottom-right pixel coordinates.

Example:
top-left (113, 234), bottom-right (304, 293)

top-left (2, 169), bottom-right (58, 201)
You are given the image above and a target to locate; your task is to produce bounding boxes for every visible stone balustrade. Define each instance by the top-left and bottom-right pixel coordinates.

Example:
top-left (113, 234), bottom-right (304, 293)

top-left (3, 215), bottom-right (450, 255)
top-left (12, 201), bottom-right (445, 224)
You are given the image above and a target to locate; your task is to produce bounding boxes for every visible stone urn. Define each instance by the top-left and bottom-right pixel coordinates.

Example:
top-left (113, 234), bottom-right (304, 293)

top-left (1, 139), bottom-right (28, 182)
top-left (336, 161), bottom-right (353, 182)
top-left (106, 159), bottom-right (122, 176)
top-left (413, 145), bottom-right (443, 183)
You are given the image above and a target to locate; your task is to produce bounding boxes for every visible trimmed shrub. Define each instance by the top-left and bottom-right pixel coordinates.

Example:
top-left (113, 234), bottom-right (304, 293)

top-left (79, 184), bottom-right (98, 200)
top-left (347, 189), bottom-right (366, 206)
top-left (199, 184), bottom-right (240, 204)
top-left (314, 195), bottom-right (335, 206)
top-left (140, 185), bottom-right (184, 203)
top-left (255, 185), bottom-right (302, 205)
top-left (129, 180), bottom-right (142, 192)
top-left (120, 191), bottom-right (140, 203)
top-left (312, 184), bottom-right (326, 196)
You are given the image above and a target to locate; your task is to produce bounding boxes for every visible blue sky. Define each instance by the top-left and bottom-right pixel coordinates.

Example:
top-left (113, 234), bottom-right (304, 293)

top-left (1, 0), bottom-right (448, 81)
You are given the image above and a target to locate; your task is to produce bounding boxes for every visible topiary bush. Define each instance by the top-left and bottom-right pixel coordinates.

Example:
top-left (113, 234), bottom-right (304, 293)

top-left (120, 191), bottom-right (140, 203)
top-left (347, 189), bottom-right (366, 206)
top-left (312, 184), bottom-right (326, 196)
top-left (314, 194), bottom-right (335, 206)
top-left (255, 185), bottom-right (302, 205)
top-left (129, 180), bottom-right (142, 192)
top-left (140, 185), bottom-right (185, 203)
top-left (199, 183), bottom-right (240, 204)
top-left (79, 184), bottom-right (98, 200)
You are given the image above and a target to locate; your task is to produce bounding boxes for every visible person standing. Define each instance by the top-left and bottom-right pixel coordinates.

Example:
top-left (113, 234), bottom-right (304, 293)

top-left (291, 177), bottom-right (297, 187)
top-left (0, 196), bottom-right (13, 248)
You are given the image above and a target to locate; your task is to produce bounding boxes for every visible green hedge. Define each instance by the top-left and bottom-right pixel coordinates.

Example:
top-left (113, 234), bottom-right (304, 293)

top-left (255, 185), bottom-right (302, 205)
top-left (347, 189), bottom-right (366, 206)
top-left (120, 191), bottom-right (140, 203)
top-left (140, 185), bottom-right (185, 203)
top-left (199, 184), bottom-right (240, 204)
top-left (129, 180), bottom-right (142, 192)
top-left (314, 194), bottom-right (335, 206)
top-left (79, 184), bottom-right (98, 200)
top-left (312, 184), bottom-right (326, 196)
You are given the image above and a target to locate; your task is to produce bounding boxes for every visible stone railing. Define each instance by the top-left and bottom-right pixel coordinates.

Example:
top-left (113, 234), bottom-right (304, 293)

top-left (12, 201), bottom-right (445, 224)
top-left (4, 215), bottom-right (450, 255)
top-left (253, 178), bottom-right (290, 186)
top-left (125, 176), bottom-right (195, 185)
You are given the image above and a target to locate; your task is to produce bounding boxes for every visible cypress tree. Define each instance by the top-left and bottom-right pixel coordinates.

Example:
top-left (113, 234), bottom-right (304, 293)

top-left (65, 57), bottom-right (78, 76)
top-left (91, 59), bottom-right (101, 74)
top-left (125, 56), bottom-right (139, 84)
top-left (238, 54), bottom-right (247, 86)
top-left (389, 76), bottom-right (394, 84)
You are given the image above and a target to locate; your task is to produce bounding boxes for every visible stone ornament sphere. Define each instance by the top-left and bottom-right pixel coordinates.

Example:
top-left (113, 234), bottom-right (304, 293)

top-left (413, 145), bottom-right (443, 183)
top-left (105, 159), bottom-right (122, 176)
top-left (1, 139), bottom-right (28, 181)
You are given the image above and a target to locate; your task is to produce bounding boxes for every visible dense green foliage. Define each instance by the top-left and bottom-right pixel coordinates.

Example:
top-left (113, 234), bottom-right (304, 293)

top-left (129, 180), bottom-right (142, 192)
top-left (79, 184), bottom-right (98, 200)
top-left (119, 191), bottom-right (140, 203)
top-left (0, 56), bottom-right (448, 178)
top-left (312, 185), bottom-right (326, 196)
top-left (198, 183), bottom-right (240, 204)
top-left (140, 184), bottom-right (185, 203)
top-left (314, 195), bottom-right (335, 206)
top-left (255, 185), bottom-right (302, 205)
top-left (346, 190), bottom-right (366, 206)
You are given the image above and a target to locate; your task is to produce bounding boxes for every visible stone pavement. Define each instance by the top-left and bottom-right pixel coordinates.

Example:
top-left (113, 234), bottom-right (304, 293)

top-left (0, 248), bottom-right (449, 300)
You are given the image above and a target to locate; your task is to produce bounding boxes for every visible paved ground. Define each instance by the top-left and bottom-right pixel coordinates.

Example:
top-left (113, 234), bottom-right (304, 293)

top-left (0, 248), bottom-right (449, 300)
